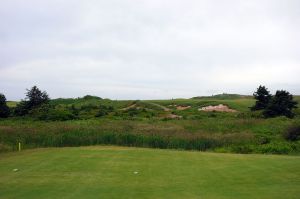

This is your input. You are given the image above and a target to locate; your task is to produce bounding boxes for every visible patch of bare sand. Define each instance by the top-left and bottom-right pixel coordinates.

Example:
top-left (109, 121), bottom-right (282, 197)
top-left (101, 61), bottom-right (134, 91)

top-left (165, 114), bottom-right (183, 119)
top-left (198, 104), bottom-right (237, 112)
top-left (168, 105), bottom-right (191, 110)
top-left (121, 103), bottom-right (136, 111)
top-left (176, 106), bottom-right (191, 110)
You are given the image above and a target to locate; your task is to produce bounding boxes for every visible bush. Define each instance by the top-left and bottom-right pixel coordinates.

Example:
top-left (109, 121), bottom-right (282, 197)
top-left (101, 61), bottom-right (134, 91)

top-left (256, 135), bottom-right (271, 145)
top-left (127, 108), bottom-right (139, 117)
top-left (249, 111), bottom-right (264, 118)
top-left (283, 125), bottom-right (300, 141)
top-left (80, 104), bottom-right (98, 112)
top-left (230, 145), bottom-right (253, 154)
top-left (95, 105), bottom-right (114, 117)
top-left (45, 109), bottom-right (76, 121)
top-left (69, 105), bottom-right (79, 116)
top-left (14, 100), bottom-right (30, 116)
top-left (256, 142), bottom-right (293, 154)
top-left (0, 143), bottom-right (12, 153)
top-left (31, 104), bottom-right (76, 121)
top-left (0, 93), bottom-right (10, 118)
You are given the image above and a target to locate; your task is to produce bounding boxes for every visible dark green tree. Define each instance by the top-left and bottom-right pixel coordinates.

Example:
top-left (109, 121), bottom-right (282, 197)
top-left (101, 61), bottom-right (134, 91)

top-left (0, 93), bottom-right (10, 118)
top-left (263, 90), bottom-right (298, 118)
top-left (251, 85), bottom-right (272, 111)
top-left (15, 86), bottom-right (50, 116)
top-left (14, 100), bottom-right (30, 116)
top-left (25, 86), bottom-right (49, 109)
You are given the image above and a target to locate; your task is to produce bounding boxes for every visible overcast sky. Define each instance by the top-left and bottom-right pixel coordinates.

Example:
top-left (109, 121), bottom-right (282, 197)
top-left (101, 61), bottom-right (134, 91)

top-left (1, 0), bottom-right (299, 100)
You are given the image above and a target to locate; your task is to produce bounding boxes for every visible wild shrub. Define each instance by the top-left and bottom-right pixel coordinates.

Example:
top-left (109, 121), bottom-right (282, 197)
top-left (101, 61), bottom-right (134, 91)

top-left (45, 109), bottom-right (76, 121)
top-left (95, 105), bottom-right (114, 117)
top-left (14, 100), bottom-right (30, 116)
top-left (31, 104), bottom-right (76, 121)
top-left (283, 125), bottom-right (300, 141)
top-left (256, 142), bottom-right (293, 154)
top-left (121, 107), bottom-right (148, 118)
top-left (0, 143), bottom-right (11, 152)
top-left (0, 94), bottom-right (10, 118)
top-left (208, 112), bottom-right (217, 118)
top-left (69, 105), bottom-right (79, 116)
top-left (257, 135), bottom-right (271, 145)
top-left (127, 108), bottom-right (139, 117)
top-left (80, 104), bottom-right (98, 112)
top-left (230, 145), bottom-right (253, 154)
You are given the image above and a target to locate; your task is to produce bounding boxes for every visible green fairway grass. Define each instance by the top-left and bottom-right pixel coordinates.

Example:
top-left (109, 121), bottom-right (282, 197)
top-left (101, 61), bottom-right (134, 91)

top-left (0, 146), bottom-right (299, 199)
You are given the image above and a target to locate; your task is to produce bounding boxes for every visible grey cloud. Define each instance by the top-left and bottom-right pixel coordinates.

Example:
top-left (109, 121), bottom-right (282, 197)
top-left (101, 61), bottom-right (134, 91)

top-left (0, 0), bottom-right (299, 100)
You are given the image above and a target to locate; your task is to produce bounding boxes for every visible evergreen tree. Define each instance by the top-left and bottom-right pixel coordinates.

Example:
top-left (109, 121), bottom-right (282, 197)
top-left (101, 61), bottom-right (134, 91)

top-left (15, 86), bottom-right (50, 116)
top-left (251, 85), bottom-right (272, 111)
top-left (263, 90), bottom-right (298, 118)
top-left (0, 93), bottom-right (10, 118)
top-left (25, 86), bottom-right (49, 109)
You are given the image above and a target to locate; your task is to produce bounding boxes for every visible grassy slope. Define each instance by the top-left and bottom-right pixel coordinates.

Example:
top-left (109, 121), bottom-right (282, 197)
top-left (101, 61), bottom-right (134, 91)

top-left (6, 94), bottom-right (300, 112)
top-left (2, 96), bottom-right (300, 154)
top-left (6, 101), bottom-right (17, 108)
top-left (0, 146), bottom-right (299, 199)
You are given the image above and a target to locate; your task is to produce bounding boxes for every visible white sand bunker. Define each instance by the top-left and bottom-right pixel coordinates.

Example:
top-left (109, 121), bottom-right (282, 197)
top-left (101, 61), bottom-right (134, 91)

top-left (199, 104), bottom-right (237, 112)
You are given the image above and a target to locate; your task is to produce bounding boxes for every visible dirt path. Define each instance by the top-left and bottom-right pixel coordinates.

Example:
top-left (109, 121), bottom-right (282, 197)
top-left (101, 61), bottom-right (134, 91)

top-left (148, 102), bottom-right (170, 111)
top-left (121, 103), bottom-right (137, 111)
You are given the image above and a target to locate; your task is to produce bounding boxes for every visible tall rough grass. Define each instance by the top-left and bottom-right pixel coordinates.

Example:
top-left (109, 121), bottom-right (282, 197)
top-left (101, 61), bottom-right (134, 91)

top-left (2, 130), bottom-right (252, 152)
top-left (1, 118), bottom-right (299, 154)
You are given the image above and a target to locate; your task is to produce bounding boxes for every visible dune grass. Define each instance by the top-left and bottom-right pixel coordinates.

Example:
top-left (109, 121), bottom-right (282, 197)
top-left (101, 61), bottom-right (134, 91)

top-left (1, 96), bottom-right (300, 154)
top-left (0, 146), bottom-right (299, 199)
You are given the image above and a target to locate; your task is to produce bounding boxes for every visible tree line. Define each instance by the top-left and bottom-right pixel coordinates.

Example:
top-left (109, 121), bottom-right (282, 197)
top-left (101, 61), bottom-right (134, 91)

top-left (0, 85), bottom-right (298, 119)
top-left (0, 86), bottom-right (49, 118)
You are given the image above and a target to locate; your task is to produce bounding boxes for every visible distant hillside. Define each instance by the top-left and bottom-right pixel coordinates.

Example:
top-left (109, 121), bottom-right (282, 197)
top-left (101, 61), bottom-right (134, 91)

top-left (192, 93), bottom-right (252, 100)
top-left (6, 101), bottom-right (18, 108)
top-left (50, 95), bottom-right (102, 106)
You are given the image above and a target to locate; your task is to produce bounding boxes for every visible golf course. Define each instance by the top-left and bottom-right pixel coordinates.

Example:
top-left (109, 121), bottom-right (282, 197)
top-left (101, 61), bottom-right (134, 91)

top-left (0, 146), bottom-right (299, 199)
top-left (1, 89), bottom-right (300, 198)
top-left (1, 0), bottom-right (300, 198)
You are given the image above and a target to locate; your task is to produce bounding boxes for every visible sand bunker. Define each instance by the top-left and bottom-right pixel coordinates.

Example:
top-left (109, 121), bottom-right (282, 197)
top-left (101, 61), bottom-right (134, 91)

top-left (198, 104), bottom-right (237, 112)
top-left (165, 114), bottom-right (183, 119)
top-left (176, 106), bottom-right (191, 110)
top-left (168, 105), bottom-right (191, 110)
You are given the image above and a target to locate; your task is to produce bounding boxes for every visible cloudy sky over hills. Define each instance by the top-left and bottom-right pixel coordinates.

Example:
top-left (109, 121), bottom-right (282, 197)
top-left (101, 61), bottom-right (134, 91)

top-left (1, 0), bottom-right (299, 100)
